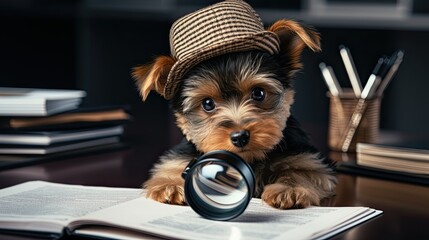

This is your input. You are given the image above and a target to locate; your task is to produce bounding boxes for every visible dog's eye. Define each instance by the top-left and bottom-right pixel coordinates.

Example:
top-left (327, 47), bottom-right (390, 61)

top-left (251, 87), bottom-right (265, 101)
top-left (202, 98), bottom-right (216, 112)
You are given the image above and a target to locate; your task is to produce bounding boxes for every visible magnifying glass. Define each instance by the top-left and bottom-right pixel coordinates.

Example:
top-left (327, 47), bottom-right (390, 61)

top-left (182, 150), bottom-right (255, 221)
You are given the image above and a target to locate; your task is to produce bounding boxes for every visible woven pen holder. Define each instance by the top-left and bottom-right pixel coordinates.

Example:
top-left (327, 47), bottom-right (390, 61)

top-left (328, 90), bottom-right (381, 152)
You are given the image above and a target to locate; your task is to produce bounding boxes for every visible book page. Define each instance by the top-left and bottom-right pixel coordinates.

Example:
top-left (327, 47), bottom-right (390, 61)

top-left (71, 196), bottom-right (381, 240)
top-left (0, 181), bottom-right (140, 233)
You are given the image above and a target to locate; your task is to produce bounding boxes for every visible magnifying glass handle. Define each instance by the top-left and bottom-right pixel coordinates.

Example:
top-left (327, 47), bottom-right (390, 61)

top-left (182, 157), bottom-right (198, 179)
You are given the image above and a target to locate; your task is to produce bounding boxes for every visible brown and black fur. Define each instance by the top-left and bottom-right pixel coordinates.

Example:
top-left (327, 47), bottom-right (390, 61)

top-left (133, 20), bottom-right (336, 209)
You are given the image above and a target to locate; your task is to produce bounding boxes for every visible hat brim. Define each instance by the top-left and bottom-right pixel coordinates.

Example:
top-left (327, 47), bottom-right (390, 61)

top-left (164, 31), bottom-right (280, 100)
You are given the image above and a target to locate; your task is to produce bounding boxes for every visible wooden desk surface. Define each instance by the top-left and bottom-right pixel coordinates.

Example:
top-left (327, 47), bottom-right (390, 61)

top-left (1, 142), bottom-right (429, 239)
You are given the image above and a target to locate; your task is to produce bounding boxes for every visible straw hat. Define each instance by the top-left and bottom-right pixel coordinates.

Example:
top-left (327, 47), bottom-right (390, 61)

top-left (164, 0), bottom-right (280, 100)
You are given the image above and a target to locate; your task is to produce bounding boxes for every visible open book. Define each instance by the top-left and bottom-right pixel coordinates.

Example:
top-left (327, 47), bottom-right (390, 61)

top-left (0, 181), bottom-right (382, 240)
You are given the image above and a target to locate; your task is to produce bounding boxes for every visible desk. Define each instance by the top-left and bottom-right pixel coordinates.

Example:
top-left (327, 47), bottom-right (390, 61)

top-left (1, 142), bottom-right (429, 239)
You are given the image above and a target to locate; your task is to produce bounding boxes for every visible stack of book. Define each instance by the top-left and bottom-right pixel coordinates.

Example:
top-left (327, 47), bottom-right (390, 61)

top-left (0, 87), bottom-right (130, 157)
top-left (336, 139), bottom-right (429, 185)
top-left (356, 141), bottom-right (429, 175)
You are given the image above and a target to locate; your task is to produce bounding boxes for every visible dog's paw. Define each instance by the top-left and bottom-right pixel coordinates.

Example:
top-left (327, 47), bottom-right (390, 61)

top-left (146, 183), bottom-right (186, 205)
top-left (261, 183), bottom-right (319, 209)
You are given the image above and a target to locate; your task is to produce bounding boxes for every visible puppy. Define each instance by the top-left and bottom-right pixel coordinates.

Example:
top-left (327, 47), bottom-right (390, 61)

top-left (133, 1), bottom-right (336, 209)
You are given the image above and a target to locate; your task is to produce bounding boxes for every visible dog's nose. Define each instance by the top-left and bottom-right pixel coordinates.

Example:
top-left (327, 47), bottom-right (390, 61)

top-left (230, 130), bottom-right (250, 148)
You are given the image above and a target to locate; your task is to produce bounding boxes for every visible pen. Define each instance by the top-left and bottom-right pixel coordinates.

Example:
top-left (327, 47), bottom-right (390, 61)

top-left (376, 50), bottom-right (404, 97)
top-left (319, 62), bottom-right (346, 136)
top-left (340, 57), bottom-right (385, 152)
top-left (319, 62), bottom-right (343, 97)
top-left (339, 98), bottom-right (367, 152)
top-left (339, 45), bottom-right (362, 98)
top-left (361, 57), bottom-right (385, 99)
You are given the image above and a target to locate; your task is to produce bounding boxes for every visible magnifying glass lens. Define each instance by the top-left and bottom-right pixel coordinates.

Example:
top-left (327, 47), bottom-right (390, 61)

top-left (192, 162), bottom-right (248, 208)
top-left (183, 150), bottom-right (254, 221)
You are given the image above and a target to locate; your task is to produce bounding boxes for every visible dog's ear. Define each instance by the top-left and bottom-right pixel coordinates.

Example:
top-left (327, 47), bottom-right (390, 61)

top-left (268, 19), bottom-right (321, 76)
top-left (132, 55), bottom-right (175, 101)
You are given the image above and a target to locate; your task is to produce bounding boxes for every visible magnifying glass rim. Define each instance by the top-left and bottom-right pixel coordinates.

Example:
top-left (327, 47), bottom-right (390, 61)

top-left (184, 150), bottom-right (255, 221)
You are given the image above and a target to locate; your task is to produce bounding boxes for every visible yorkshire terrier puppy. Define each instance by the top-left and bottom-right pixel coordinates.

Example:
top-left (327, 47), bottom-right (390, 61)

top-left (133, 2), bottom-right (336, 209)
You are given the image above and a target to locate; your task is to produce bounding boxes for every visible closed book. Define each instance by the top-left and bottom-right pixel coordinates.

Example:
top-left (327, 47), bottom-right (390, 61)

top-left (0, 137), bottom-right (120, 155)
top-left (0, 106), bottom-right (131, 131)
top-left (0, 87), bottom-right (85, 116)
top-left (0, 141), bottom-right (128, 170)
top-left (335, 160), bottom-right (429, 186)
top-left (0, 125), bottom-right (124, 146)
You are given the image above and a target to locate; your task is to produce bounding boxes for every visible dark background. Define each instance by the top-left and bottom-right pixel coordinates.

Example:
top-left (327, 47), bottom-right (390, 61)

top-left (1, 0), bottom-right (429, 155)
